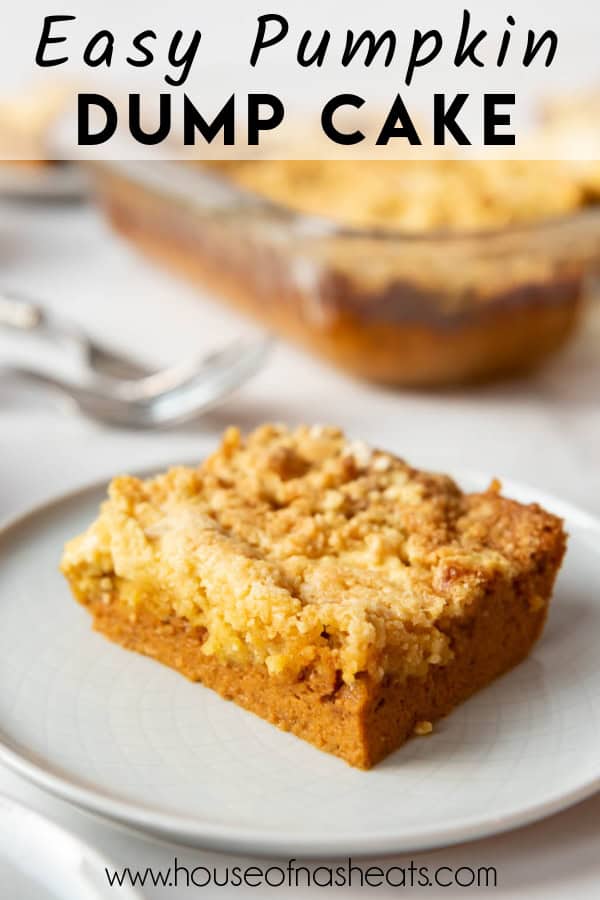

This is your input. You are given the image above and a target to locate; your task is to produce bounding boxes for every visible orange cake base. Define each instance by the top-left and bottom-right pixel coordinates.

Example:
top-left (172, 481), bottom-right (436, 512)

top-left (73, 557), bottom-right (559, 769)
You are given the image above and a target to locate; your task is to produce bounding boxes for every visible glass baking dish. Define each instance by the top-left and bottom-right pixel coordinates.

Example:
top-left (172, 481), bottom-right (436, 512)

top-left (90, 161), bottom-right (600, 386)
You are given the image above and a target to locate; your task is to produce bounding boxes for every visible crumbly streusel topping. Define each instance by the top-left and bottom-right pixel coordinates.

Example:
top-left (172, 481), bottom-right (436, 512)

top-left (209, 159), bottom-right (600, 233)
top-left (61, 425), bottom-right (558, 683)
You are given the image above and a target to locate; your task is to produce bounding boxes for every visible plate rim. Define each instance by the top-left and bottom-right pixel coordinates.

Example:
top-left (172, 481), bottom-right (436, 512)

top-left (0, 469), bottom-right (599, 858)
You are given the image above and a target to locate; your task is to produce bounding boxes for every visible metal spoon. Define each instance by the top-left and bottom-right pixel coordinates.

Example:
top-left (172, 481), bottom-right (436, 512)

top-left (1, 337), bottom-right (271, 428)
top-left (0, 291), bottom-right (152, 379)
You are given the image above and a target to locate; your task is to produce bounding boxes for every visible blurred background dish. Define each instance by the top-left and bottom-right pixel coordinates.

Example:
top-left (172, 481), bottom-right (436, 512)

top-left (90, 157), bottom-right (600, 387)
top-left (206, 157), bottom-right (599, 233)
top-left (1, 78), bottom-right (599, 388)
top-left (536, 91), bottom-right (600, 184)
top-left (0, 82), bottom-right (68, 159)
top-left (0, 82), bottom-right (88, 200)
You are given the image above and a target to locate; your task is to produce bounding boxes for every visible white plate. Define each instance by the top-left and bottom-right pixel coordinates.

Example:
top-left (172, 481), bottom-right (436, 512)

top-left (0, 793), bottom-right (142, 899)
top-left (0, 472), bottom-right (599, 858)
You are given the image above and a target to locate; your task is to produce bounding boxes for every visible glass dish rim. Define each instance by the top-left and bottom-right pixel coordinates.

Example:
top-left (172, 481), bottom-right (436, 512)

top-left (92, 159), bottom-right (600, 246)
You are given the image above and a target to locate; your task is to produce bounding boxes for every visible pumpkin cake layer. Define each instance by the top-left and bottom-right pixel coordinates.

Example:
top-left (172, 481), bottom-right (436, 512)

top-left (60, 425), bottom-right (566, 768)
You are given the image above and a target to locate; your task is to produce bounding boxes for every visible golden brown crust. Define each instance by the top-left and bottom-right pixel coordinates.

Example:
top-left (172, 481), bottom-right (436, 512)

top-left (61, 425), bottom-right (567, 767)
top-left (207, 160), bottom-right (594, 233)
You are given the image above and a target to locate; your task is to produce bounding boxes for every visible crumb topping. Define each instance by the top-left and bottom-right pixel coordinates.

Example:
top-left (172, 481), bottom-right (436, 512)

top-left (208, 159), bottom-right (600, 233)
top-left (61, 425), bottom-right (562, 684)
top-left (414, 720), bottom-right (434, 736)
